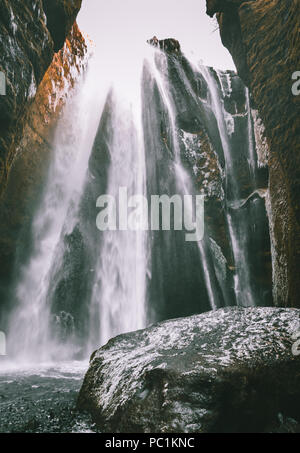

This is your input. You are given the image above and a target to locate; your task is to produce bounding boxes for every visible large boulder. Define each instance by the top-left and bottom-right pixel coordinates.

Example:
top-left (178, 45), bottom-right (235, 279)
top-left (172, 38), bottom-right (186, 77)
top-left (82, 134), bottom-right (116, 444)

top-left (78, 307), bottom-right (300, 433)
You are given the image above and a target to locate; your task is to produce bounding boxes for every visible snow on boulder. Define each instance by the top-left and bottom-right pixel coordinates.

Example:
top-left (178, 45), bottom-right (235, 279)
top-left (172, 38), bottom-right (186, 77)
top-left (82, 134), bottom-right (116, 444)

top-left (78, 307), bottom-right (300, 433)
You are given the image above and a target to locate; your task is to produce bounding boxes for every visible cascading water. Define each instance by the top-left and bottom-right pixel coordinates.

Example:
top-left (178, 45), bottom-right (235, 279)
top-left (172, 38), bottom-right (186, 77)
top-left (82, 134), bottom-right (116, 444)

top-left (6, 47), bottom-right (152, 363)
top-left (200, 66), bottom-right (257, 306)
top-left (161, 52), bottom-right (270, 308)
top-left (4, 41), bottom-right (271, 365)
top-left (148, 52), bottom-right (219, 312)
top-left (6, 65), bottom-right (105, 362)
top-left (87, 94), bottom-right (148, 348)
top-left (196, 66), bottom-right (260, 307)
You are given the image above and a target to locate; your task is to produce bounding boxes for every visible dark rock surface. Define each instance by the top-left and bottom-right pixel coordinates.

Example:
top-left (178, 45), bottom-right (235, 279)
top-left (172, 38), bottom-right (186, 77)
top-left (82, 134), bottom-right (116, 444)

top-left (205, 0), bottom-right (300, 308)
top-left (148, 37), bottom-right (181, 55)
top-left (42, 0), bottom-right (83, 52)
top-left (206, 0), bottom-right (247, 17)
top-left (78, 307), bottom-right (300, 433)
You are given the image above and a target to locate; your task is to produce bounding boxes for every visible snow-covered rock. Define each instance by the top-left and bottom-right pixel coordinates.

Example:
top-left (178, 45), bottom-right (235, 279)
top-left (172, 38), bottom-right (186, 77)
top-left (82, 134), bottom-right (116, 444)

top-left (78, 307), bottom-right (300, 433)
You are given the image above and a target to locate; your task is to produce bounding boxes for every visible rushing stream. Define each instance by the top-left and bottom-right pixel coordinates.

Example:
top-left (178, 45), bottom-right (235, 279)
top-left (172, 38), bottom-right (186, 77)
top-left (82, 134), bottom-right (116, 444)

top-left (0, 42), bottom-right (271, 432)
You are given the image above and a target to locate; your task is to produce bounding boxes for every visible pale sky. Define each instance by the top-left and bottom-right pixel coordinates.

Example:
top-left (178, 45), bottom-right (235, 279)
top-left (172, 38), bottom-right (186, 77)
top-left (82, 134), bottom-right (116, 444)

top-left (77, 0), bottom-right (235, 71)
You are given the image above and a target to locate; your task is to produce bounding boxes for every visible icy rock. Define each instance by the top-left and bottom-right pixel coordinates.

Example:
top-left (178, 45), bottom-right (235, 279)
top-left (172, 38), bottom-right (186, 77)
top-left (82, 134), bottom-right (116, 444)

top-left (78, 307), bottom-right (300, 433)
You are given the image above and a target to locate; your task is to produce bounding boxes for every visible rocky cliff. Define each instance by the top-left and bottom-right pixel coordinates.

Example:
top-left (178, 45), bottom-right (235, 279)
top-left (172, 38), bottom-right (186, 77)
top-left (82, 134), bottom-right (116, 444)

top-left (0, 0), bottom-right (82, 196)
top-left (0, 0), bottom-right (86, 320)
top-left (141, 48), bottom-right (272, 318)
top-left (206, 0), bottom-right (300, 308)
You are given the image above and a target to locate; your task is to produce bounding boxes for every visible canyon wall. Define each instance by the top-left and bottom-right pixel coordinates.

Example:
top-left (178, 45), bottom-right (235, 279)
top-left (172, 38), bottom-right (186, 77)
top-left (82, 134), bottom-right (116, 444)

top-left (0, 0), bottom-right (85, 320)
top-left (206, 0), bottom-right (300, 307)
top-left (0, 0), bottom-right (82, 196)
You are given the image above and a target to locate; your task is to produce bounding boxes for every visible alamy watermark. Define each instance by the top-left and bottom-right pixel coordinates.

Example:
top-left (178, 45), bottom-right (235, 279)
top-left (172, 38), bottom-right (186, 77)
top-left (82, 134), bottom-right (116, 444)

top-left (0, 71), bottom-right (6, 96)
top-left (0, 331), bottom-right (6, 356)
top-left (96, 188), bottom-right (205, 242)
top-left (292, 71), bottom-right (300, 96)
top-left (292, 331), bottom-right (300, 357)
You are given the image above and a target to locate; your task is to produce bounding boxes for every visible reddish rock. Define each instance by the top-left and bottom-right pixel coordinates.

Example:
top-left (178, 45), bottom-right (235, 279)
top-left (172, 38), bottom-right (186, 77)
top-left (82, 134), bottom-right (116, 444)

top-left (0, 0), bottom-right (82, 198)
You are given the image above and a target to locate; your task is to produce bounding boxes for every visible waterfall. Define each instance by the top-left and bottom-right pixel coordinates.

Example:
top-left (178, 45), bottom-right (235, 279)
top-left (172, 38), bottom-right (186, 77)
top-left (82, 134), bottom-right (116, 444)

top-left (194, 65), bottom-right (260, 307)
top-left (87, 93), bottom-right (148, 348)
top-left (4, 44), bottom-right (271, 365)
top-left (6, 62), bottom-right (105, 362)
top-left (6, 48), bottom-right (152, 363)
top-left (143, 52), bottom-right (220, 314)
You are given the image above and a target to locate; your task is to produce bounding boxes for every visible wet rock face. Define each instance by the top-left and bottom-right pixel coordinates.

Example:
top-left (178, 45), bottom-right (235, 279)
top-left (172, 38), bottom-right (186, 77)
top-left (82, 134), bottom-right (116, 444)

top-left (217, 10), bottom-right (250, 85)
top-left (78, 307), bottom-right (300, 433)
top-left (206, 0), bottom-right (248, 17)
top-left (206, 0), bottom-right (300, 307)
top-left (0, 0), bottom-right (82, 197)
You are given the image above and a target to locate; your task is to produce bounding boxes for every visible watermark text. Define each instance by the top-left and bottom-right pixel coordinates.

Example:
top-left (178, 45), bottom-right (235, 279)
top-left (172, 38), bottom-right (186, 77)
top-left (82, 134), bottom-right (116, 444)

top-left (0, 71), bottom-right (6, 96)
top-left (292, 71), bottom-right (300, 96)
top-left (292, 331), bottom-right (300, 357)
top-left (96, 188), bottom-right (205, 242)
top-left (0, 331), bottom-right (6, 356)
